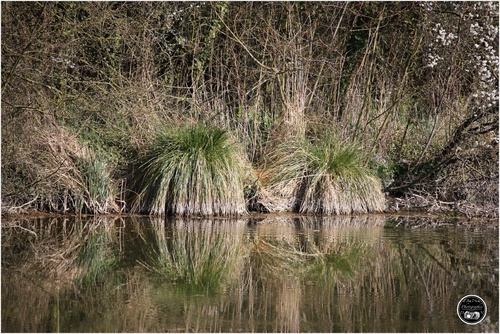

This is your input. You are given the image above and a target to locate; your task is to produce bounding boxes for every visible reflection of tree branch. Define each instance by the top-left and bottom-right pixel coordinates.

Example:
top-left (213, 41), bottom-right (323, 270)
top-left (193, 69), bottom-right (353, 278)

top-left (417, 244), bottom-right (455, 277)
top-left (8, 268), bottom-right (54, 297)
top-left (397, 243), bottom-right (409, 288)
top-left (406, 248), bottom-right (434, 314)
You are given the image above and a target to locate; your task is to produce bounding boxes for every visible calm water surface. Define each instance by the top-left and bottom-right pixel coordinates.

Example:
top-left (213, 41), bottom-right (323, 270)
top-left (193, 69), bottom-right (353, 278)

top-left (2, 215), bottom-right (498, 332)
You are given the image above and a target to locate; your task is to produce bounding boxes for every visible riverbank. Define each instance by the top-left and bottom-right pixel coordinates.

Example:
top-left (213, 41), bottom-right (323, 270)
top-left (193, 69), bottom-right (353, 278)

top-left (2, 201), bottom-right (498, 223)
top-left (2, 3), bottom-right (497, 221)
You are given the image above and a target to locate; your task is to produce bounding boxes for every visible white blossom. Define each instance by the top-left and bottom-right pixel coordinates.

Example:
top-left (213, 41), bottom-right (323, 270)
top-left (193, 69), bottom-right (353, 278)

top-left (426, 2), bottom-right (498, 110)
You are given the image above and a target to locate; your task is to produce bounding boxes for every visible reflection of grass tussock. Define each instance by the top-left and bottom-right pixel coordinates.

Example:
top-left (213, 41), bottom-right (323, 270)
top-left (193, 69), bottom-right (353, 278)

top-left (137, 218), bottom-right (248, 293)
top-left (249, 238), bottom-right (319, 278)
top-left (248, 217), bottom-right (372, 281)
top-left (2, 217), bottom-right (122, 288)
top-left (75, 223), bottom-right (119, 286)
top-left (261, 134), bottom-right (385, 214)
top-left (130, 124), bottom-right (248, 216)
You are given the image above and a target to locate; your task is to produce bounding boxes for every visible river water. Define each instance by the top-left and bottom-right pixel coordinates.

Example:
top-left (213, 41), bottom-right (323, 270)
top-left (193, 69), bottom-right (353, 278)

top-left (2, 214), bottom-right (498, 332)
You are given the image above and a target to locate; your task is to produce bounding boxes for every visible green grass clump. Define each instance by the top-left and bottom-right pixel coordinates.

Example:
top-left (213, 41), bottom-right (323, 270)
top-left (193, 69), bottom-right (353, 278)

top-left (264, 134), bottom-right (385, 214)
top-left (130, 124), bottom-right (247, 216)
top-left (75, 154), bottom-right (117, 214)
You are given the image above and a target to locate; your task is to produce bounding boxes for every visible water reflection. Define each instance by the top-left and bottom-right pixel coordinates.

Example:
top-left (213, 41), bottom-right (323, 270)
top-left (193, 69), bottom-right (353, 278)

top-left (2, 215), bottom-right (498, 332)
top-left (129, 217), bottom-right (248, 293)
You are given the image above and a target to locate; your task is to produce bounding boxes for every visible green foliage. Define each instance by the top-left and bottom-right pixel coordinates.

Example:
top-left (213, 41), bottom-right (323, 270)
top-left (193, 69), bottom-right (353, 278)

top-left (265, 134), bottom-right (385, 214)
top-left (73, 149), bottom-right (118, 214)
top-left (131, 123), bottom-right (247, 216)
top-left (76, 231), bottom-right (118, 287)
top-left (78, 158), bottom-right (110, 204)
top-left (137, 219), bottom-right (247, 294)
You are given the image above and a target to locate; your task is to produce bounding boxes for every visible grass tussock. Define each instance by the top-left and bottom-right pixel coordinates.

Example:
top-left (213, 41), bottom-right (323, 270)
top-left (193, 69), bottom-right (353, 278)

top-left (130, 124), bottom-right (248, 216)
top-left (74, 153), bottom-right (120, 214)
top-left (261, 134), bottom-right (386, 214)
top-left (1, 123), bottom-right (120, 214)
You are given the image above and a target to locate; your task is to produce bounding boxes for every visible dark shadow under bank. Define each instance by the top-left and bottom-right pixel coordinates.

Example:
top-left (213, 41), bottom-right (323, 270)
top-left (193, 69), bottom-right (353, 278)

top-left (3, 185), bottom-right (498, 220)
top-left (2, 210), bottom-right (498, 228)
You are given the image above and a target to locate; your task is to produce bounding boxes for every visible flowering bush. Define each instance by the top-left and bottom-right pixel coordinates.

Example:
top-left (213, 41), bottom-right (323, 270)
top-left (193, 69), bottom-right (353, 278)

top-left (424, 2), bottom-right (498, 110)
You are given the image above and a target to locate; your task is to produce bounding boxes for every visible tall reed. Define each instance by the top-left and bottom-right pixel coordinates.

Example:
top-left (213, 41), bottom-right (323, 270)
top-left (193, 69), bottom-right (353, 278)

top-left (130, 124), bottom-right (247, 216)
top-left (75, 154), bottom-right (117, 214)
